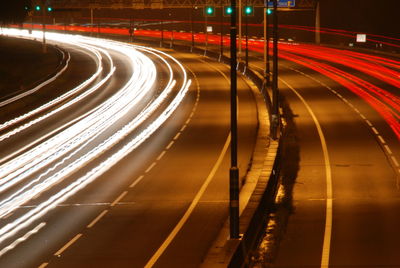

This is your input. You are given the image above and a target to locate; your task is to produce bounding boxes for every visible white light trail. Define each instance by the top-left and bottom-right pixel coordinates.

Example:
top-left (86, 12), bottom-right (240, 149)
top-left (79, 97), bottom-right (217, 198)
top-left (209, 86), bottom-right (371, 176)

top-left (0, 29), bottom-right (191, 253)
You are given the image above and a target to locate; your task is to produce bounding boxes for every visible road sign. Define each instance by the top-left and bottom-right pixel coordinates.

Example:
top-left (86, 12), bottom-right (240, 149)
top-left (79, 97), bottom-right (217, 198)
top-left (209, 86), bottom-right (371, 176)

top-left (266, 0), bottom-right (295, 8)
top-left (356, 34), bottom-right (367, 43)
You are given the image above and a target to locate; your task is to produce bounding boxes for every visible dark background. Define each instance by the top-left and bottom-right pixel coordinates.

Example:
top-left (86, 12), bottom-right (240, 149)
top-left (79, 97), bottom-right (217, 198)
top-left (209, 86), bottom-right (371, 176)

top-left (320, 0), bottom-right (399, 38)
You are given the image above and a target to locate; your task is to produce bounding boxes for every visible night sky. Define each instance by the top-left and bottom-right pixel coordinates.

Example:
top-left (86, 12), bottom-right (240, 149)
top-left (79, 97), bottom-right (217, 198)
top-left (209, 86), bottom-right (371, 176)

top-left (320, 0), bottom-right (399, 38)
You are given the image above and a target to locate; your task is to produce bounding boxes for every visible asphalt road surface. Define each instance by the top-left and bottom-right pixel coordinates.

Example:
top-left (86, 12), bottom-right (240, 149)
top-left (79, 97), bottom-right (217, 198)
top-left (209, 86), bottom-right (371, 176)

top-left (0, 30), bottom-right (258, 268)
top-left (247, 45), bottom-right (400, 267)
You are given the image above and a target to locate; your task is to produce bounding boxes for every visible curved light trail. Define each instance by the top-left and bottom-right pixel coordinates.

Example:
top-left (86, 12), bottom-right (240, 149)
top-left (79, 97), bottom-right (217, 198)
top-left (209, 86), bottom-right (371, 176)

top-left (0, 29), bottom-right (191, 255)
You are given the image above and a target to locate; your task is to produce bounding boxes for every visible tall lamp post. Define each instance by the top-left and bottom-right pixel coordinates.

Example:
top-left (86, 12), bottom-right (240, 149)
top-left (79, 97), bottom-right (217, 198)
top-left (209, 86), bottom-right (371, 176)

top-left (271, 0), bottom-right (279, 139)
top-left (229, 0), bottom-right (240, 239)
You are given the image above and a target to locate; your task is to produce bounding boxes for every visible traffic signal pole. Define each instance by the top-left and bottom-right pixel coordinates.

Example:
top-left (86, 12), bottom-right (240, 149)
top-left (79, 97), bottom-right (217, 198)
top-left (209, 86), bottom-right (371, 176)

top-left (230, 0), bottom-right (240, 240)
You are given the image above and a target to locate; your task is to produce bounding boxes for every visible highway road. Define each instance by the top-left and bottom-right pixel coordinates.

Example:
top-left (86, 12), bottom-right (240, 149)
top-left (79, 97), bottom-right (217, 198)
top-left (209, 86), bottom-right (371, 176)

top-left (1, 25), bottom-right (400, 268)
top-left (0, 29), bottom-right (259, 267)
top-left (246, 44), bottom-right (400, 266)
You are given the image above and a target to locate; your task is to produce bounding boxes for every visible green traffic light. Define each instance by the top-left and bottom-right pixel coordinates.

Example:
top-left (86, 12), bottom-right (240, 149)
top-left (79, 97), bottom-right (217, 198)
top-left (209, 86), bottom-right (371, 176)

top-left (226, 6), bottom-right (233, 15)
top-left (35, 5), bottom-right (41, 11)
top-left (267, 8), bottom-right (272, 15)
top-left (206, 6), bottom-right (214, 15)
top-left (47, 6), bottom-right (53, 12)
top-left (244, 6), bottom-right (253, 15)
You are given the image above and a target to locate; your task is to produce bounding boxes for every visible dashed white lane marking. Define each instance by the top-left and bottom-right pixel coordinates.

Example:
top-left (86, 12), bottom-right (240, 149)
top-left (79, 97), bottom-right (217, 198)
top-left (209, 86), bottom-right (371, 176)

top-left (279, 64), bottom-right (400, 187)
top-left (166, 141), bottom-right (174, 150)
top-left (145, 162), bottom-right (157, 173)
top-left (180, 124), bottom-right (187, 132)
top-left (173, 132), bottom-right (181, 140)
top-left (87, 210), bottom-right (109, 228)
top-left (392, 156), bottom-right (400, 168)
top-left (156, 151), bottom-right (167, 161)
top-left (130, 175), bottom-right (145, 188)
top-left (377, 135), bottom-right (386, 144)
top-left (110, 191), bottom-right (128, 207)
top-left (384, 145), bottom-right (393, 155)
top-left (280, 78), bottom-right (333, 268)
top-left (54, 234), bottom-right (82, 257)
top-left (38, 263), bottom-right (48, 268)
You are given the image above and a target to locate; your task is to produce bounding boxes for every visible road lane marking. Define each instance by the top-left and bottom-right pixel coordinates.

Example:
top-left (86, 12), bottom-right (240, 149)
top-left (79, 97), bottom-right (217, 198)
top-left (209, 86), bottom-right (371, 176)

top-left (54, 233), bottom-right (82, 257)
top-left (87, 210), bottom-right (108, 228)
top-left (166, 141), bottom-right (174, 150)
top-left (130, 175), bottom-right (145, 188)
top-left (279, 64), bottom-right (400, 189)
top-left (38, 263), bottom-right (48, 268)
top-left (280, 79), bottom-right (333, 268)
top-left (157, 151), bottom-right (167, 161)
top-left (145, 162), bottom-right (157, 173)
top-left (384, 145), bottom-right (393, 155)
top-left (391, 156), bottom-right (399, 168)
top-left (173, 132), bottom-right (181, 140)
top-left (377, 135), bottom-right (386, 144)
top-left (111, 191), bottom-right (128, 207)
top-left (144, 134), bottom-right (231, 268)
top-left (180, 124), bottom-right (187, 132)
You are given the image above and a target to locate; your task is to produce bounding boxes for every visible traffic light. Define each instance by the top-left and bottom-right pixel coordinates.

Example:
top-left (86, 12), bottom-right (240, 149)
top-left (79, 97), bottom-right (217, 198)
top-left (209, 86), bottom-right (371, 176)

top-left (267, 8), bottom-right (272, 15)
top-left (204, 6), bottom-right (215, 17)
top-left (224, 6), bottom-right (233, 16)
top-left (244, 6), bottom-right (254, 16)
top-left (47, 6), bottom-right (53, 12)
top-left (35, 5), bottom-right (41, 11)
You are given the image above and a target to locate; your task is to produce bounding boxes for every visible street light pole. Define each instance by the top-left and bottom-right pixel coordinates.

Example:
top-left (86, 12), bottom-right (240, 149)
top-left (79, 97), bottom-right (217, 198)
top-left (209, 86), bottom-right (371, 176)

top-left (238, 0), bottom-right (242, 64)
top-left (245, 0), bottom-right (249, 69)
top-left (191, 5), bottom-right (195, 51)
top-left (42, 1), bottom-right (47, 53)
top-left (230, 0), bottom-right (240, 240)
top-left (271, 0), bottom-right (279, 139)
top-left (315, 1), bottom-right (321, 45)
top-left (160, 20), bottom-right (164, 47)
top-left (219, 1), bottom-right (224, 61)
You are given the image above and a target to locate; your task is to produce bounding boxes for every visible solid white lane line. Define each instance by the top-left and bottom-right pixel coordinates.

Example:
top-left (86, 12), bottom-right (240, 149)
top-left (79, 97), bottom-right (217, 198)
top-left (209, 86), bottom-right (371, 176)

top-left (87, 210), bottom-right (109, 228)
top-left (144, 134), bottom-right (231, 268)
top-left (145, 163), bottom-right (157, 174)
top-left (130, 175), bottom-right (145, 188)
top-left (280, 79), bottom-right (333, 268)
top-left (54, 233), bottom-right (82, 256)
top-left (110, 191), bottom-right (128, 207)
